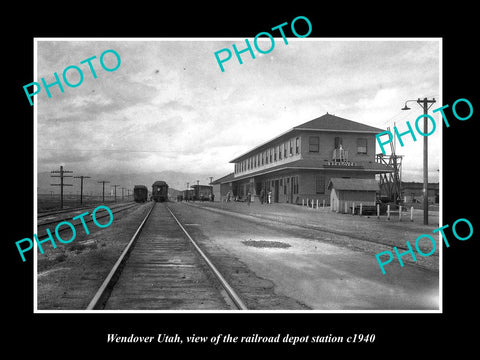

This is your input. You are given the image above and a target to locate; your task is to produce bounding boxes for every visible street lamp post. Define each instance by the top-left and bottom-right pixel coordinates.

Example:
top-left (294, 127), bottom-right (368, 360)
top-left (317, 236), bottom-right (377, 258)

top-left (401, 97), bottom-right (436, 225)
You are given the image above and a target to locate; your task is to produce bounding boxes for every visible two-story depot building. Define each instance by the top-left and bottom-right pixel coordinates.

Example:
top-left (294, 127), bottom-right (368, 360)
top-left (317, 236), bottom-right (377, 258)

top-left (212, 113), bottom-right (394, 205)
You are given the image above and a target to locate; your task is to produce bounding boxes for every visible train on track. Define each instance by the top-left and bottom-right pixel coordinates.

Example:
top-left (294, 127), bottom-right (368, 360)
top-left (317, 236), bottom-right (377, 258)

top-left (180, 185), bottom-right (214, 201)
top-left (152, 181), bottom-right (169, 202)
top-left (133, 185), bottom-right (148, 202)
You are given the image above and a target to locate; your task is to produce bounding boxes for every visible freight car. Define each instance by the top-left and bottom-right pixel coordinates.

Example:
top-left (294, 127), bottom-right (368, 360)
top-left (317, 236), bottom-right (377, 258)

top-left (182, 185), bottom-right (213, 201)
top-left (133, 185), bottom-right (148, 202)
top-left (192, 184), bottom-right (213, 201)
top-left (182, 189), bottom-right (195, 201)
top-left (152, 181), bottom-right (169, 202)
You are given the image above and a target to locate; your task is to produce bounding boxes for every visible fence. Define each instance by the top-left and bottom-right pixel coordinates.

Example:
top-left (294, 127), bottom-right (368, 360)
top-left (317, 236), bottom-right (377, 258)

top-left (300, 198), bottom-right (415, 222)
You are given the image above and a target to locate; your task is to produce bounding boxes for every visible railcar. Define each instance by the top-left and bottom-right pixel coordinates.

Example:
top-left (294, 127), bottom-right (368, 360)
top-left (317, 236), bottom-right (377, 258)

top-left (192, 185), bottom-right (213, 201)
top-left (152, 181), bottom-right (169, 202)
top-left (182, 189), bottom-right (195, 201)
top-left (182, 186), bottom-right (214, 201)
top-left (133, 185), bottom-right (148, 202)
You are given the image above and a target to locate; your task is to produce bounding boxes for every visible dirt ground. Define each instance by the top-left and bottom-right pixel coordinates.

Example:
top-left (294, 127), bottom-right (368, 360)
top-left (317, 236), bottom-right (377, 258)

top-left (36, 201), bottom-right (307, 311)
top-left (35, 199), bottom-right (440, 311)
top-left (189, 200), bottom-right (441, 272)
top-left (36, 203), bottom-right (152, 310)
top-left (170, 202), bottom-right (439, 310)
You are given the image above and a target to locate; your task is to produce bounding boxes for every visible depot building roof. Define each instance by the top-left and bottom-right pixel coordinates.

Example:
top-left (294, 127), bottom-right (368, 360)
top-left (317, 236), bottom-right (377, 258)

top-left (230, 113), bottom-right (384, 163)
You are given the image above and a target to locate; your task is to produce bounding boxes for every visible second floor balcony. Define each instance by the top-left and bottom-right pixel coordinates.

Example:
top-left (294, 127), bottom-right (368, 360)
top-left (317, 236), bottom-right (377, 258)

top-left (332, 147), bottom-right (348, 162)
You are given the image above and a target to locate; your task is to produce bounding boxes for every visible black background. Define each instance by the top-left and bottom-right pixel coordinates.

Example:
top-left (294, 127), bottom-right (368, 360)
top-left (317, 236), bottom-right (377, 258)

top-left (6, 5), bottom-right (478, 355)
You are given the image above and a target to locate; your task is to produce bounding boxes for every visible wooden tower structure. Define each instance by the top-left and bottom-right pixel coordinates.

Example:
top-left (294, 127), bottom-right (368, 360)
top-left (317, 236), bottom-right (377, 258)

top-left (376, 125), bottom-right (403, 203)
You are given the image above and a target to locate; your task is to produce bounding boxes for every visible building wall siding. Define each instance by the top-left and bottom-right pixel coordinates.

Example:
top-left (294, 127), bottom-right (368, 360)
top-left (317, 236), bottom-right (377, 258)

top-left (300, 131), bottom-right (376, 163)
top-left (297, 170), bottom-right (376, 205)
top-left (331, 189), bottom-right (376, 213)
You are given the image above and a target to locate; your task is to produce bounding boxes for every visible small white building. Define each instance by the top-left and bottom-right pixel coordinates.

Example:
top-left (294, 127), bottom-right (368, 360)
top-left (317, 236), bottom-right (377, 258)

top-left (328, 178), bottom-right (379, 213)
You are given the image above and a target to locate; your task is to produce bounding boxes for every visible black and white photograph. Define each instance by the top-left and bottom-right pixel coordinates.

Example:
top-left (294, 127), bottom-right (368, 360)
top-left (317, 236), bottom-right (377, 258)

top-left (33, 38), bottom-right (441, 312)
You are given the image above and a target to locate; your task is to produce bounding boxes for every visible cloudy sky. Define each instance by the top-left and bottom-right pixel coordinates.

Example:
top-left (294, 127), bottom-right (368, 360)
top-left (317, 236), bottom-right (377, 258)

top-left (36, 38), bottom-right (441, 184)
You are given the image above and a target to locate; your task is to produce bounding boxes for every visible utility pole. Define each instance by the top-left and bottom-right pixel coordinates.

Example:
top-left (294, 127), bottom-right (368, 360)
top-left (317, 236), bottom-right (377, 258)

top-left (74, 175), bottom-right (90, 205)
top-left (401, 97), bottom-right (436, 225)
top-left (51, 165), bottom-right (73, 209)
top-left (418, 97), bottom-right (436, 225)
top-left (112, 184), bottom-right (120, 202)
top-left (98, 180), bottom-right (110, 203)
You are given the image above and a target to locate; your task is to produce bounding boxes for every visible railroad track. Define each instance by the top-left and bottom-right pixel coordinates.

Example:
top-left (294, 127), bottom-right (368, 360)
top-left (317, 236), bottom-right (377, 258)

top-left (37, 202), bottom-right (139, 230)
top-left (86, 202), bottom-right (247, 311)
top-left (38, 201), bottom-right (136, 218)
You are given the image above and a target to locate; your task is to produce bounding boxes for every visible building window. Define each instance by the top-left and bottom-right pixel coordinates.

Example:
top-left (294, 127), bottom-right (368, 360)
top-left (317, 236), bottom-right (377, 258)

top-left (309, 136), bottom-right (319, 152)
top-left (289, 139), bottom-right (293, 156)
top-left (315, 175), bottom-right (325, 194)
top-left (270, 148), bottom-right (273, 162)
top-left (357, 138), bottom-right (367, 154)
top-left (296, 137), bottom-right (300, 154)
top-left (284, 142), bottom-right (288, 158)
top-left (279, 144), bottom-right (283, 160)
top-left (274, 146), bottom-right (277, 161)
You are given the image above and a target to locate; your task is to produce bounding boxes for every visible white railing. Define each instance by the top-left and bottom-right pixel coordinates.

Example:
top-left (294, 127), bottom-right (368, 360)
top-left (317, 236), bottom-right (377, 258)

top-left (332, 148), bottom-right (348, 161)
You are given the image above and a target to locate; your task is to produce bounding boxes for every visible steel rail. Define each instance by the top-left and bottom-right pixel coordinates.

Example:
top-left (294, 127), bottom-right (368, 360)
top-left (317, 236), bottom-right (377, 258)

top-left (38, 203), bottom-right (138, 229)
top-left (38, 201), bottom-right (136, 218)
top-left (86, 202), bottom-right (156, 310)
top-left (165, 205), bottom-right (248, 310)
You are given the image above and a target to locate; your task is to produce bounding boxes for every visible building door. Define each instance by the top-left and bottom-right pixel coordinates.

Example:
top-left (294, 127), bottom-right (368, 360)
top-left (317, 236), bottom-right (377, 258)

top-left (255, 181), bottom-right (262, 196)
top-left (274, 180), bottom-right (279, 203)
top-left (290, 177), bottom-right (294, 203)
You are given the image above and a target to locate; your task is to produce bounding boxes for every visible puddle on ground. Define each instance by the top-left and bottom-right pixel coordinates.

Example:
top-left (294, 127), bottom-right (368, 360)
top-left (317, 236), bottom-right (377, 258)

top-left (241, 240), bottom-right (291, 249)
